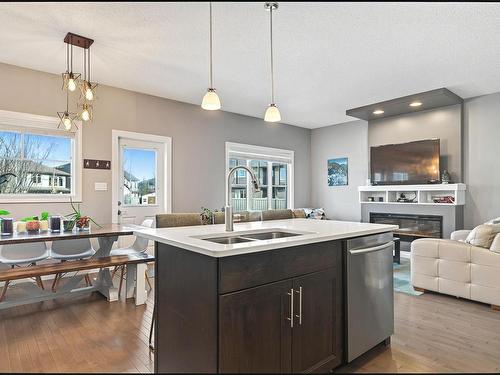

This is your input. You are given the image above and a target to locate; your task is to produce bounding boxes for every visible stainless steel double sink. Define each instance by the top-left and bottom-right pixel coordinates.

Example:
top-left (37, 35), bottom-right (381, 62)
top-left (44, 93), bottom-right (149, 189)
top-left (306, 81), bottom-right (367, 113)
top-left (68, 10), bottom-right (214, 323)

top-left (195, 230), bottom-right (306, 245)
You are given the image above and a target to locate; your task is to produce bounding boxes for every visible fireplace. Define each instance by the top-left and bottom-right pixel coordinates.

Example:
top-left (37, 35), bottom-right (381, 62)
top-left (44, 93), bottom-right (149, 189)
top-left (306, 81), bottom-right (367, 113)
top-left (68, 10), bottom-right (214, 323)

top-left (370, 213), bottom-right (443, 242)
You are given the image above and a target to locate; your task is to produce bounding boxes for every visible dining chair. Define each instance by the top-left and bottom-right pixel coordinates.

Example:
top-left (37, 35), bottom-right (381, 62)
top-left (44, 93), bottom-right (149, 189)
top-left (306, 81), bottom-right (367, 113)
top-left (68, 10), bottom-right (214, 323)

top-left (0, 242), bottom-right (50, 301)
top-left (50, 238), bottom-right (96, 292)
top-left (110, 219), bottom-right (154, 298)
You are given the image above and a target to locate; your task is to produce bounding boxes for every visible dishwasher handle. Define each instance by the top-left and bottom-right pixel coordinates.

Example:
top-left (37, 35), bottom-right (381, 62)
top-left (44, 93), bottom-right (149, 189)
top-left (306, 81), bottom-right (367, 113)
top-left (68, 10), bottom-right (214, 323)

top-left (349, 241), bottom-right (393, 255)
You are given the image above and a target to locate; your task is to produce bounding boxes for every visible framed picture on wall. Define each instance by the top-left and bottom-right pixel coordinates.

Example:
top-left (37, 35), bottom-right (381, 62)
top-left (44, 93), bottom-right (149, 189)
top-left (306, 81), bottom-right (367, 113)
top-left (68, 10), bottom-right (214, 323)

top-left (328, 157), bottom-right (348, 186)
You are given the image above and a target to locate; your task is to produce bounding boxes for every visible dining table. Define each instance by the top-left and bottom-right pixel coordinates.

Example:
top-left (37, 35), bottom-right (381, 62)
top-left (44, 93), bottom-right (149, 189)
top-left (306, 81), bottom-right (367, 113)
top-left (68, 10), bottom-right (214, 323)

top-left (0, 223), bottom-right (150, 309)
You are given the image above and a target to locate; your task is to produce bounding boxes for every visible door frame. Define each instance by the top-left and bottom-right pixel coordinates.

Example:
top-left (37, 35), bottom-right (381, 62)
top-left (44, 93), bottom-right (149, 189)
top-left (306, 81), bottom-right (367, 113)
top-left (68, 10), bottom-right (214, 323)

top-left (111, 130), bottom-right (172, 224)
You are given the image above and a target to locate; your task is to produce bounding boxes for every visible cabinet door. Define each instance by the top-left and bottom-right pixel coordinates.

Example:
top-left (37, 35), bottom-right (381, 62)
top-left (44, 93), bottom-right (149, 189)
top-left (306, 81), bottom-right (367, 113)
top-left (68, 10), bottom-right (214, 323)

top-left (219, 279), bottom-right (293, 373)
top-left (292, 268), bottom-right (343, 373)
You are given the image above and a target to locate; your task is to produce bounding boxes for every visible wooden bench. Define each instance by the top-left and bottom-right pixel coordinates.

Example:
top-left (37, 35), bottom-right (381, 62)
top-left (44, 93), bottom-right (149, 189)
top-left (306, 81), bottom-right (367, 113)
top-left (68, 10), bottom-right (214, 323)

top-left (0, 253), bottom-right (154, 304)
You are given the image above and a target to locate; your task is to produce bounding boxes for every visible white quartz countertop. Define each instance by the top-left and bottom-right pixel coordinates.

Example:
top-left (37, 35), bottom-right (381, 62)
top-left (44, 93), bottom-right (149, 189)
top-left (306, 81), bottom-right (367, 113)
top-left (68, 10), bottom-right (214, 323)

top-left (134, 219), bottom-right (398, 258)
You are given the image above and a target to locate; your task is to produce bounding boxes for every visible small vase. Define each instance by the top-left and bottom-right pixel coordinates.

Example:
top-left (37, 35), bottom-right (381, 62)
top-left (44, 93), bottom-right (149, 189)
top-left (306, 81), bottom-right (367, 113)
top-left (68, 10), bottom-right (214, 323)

top-left (26, 220), bottom-right (41, 233)
top-left (441, 170), bottom-right (451, 184)
top-left (63, 219), bottom-right (75, 232)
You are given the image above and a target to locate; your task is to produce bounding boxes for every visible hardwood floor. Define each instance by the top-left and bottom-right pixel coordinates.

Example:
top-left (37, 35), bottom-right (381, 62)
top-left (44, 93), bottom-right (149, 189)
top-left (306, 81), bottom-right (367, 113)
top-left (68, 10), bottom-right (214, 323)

top-left (1, 280), bottom-right (500, 373)
top-left (340, 291), bottom-right (500, 373)
top-left (0, 277), bottom-right (154, 373)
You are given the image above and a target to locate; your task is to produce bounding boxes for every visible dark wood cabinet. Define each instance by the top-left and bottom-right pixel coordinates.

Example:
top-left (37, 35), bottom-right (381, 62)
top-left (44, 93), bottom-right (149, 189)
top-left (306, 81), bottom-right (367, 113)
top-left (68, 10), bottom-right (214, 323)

top-left (155, 240), bottom-right (343, 374)
top-left (291, 268), bottom-right (343, 373)
top-left (219, 268), bottom-right (343, 373)
top-left (219, 280), bottom-right (292, 373)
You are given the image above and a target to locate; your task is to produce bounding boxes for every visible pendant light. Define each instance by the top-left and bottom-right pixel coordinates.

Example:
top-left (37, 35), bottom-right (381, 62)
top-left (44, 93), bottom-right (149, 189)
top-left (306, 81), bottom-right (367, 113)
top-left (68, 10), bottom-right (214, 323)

top-left (57, 90), bottom-right (78, 131)
top-left (79, 47), bottom-right (98, 102)
top-left (201, 2), bottom-right (221, 110)
top-left (264, 2), bottom-right (281, 123)
top-left (61, 41), bottom-right (80, 92)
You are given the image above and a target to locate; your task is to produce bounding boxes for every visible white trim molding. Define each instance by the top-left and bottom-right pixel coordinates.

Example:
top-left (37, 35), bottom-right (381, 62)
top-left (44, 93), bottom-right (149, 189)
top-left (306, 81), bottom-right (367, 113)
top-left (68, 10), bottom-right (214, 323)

top-left (111, 130), bottom-right (172, 224)
top-left (225, 142), bottom-right (295, 210)
top-left (0, 109), bottom-right (82, 203)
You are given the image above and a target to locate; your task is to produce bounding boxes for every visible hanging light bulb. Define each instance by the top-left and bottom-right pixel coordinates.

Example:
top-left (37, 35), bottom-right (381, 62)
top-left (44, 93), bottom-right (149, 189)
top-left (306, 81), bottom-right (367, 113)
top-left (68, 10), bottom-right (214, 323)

top-left (201, 2), bottom-right (221, 110)
top-left (79, 102), bottom-right (92, 122)
top-left (68, 74), bottom-right (77, 92)
top-left (63, 114), bottom-right (73, 130)
top-left (61, 43), bottom-right (80, 92)
top-left (79, 47), bottom-right (97, 102)
top-left (57, 90), bottom-right (77, 131)
top-left (84, 81), bottom-right (94, 101)
top-left (264, 2), bottom-right (281, 123)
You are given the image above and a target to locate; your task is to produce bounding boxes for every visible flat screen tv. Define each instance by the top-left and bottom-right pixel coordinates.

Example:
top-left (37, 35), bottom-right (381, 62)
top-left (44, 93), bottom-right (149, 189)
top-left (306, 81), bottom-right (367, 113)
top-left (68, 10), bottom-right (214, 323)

top-left (370, 139), bottom-right (440, 185)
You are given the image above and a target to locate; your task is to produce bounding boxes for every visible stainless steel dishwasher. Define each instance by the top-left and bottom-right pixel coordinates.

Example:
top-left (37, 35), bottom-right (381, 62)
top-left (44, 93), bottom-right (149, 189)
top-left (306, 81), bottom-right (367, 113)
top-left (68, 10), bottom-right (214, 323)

top-left (345, 232), bottom-right (394, 362)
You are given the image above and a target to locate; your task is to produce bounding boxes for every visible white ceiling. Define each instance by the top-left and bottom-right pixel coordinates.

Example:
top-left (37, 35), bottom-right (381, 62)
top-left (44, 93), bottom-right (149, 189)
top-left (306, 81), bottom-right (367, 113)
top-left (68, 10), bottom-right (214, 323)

top-left (1, 2), bottom-right (500, 129)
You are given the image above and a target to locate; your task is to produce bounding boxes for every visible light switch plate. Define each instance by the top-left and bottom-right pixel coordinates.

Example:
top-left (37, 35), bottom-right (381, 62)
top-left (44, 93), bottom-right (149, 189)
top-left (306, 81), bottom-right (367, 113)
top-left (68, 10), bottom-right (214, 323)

top-left (94, 182), bottom-right (108, 191)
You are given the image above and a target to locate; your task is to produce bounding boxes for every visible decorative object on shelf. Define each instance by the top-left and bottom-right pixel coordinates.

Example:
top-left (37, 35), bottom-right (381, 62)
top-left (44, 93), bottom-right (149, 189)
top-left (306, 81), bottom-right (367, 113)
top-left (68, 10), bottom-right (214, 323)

top-left (84, 159), bottom-right (111, 170)
top-left (396, 192), bottom-right (417, 203)
top-left (200, 207), bottom-right (217, 225)
top-left (378, 197), bottom-right (384, 202)
top-left (441, 170), bottom-right (451, 184)
top-left (66, 198), bottom-right (101, 231)
top-left (201, 2), bottom-right (221, 111)
top-left (264, 2), bottom-right (281, 123)
top-left (368, 196), bottom-right (375, 202)
top-left (328, 157), bottom-right (348, 186)
top-left (432, 195), bottom-right (455, 204)
top-left (1, 218), bottom-right (14, 236)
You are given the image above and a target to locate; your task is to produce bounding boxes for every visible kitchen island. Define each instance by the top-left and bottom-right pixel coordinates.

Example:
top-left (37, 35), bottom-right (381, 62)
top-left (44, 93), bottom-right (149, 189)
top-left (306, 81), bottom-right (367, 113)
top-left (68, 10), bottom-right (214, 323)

top-left (135, 219), bottom-right (397, 373)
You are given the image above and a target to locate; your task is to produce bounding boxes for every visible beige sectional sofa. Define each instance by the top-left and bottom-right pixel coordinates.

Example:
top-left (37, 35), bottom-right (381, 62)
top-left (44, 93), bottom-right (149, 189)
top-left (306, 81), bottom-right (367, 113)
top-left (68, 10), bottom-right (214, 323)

top-left (411, 223), bottom-right (500, 309)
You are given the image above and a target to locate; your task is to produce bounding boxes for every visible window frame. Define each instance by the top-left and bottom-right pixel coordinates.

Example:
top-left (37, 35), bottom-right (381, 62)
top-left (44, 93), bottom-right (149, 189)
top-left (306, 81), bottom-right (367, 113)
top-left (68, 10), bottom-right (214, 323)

top-left (0, 110), bottom-right (82, 203)
top-left (225, 142), bottom-right (294, 211)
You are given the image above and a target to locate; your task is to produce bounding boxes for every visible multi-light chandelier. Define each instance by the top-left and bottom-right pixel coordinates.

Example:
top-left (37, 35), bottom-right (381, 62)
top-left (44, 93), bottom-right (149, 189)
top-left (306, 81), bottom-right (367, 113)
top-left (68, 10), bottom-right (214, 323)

top-left (58, 32), bottom-right (97, 131)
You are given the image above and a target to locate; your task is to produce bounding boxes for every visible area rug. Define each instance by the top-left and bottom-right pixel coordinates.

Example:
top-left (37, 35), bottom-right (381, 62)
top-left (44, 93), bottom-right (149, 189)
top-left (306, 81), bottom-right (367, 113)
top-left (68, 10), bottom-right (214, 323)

top-left (393, 258), bottom-right (423, 296)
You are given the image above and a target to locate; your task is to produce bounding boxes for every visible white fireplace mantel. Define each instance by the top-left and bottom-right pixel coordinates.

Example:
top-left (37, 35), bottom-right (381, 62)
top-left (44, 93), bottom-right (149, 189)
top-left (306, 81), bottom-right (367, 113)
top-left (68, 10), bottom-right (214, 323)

top-left (358, 183), bottom-right (466, 206)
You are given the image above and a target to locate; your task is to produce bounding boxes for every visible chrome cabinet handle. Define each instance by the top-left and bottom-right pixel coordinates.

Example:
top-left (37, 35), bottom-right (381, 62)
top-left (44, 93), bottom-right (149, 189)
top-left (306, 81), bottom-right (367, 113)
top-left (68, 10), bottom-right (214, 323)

top-left (295, 287), bottom-right (303, 325)
top-left (287, 288), bottom-right (294, 328)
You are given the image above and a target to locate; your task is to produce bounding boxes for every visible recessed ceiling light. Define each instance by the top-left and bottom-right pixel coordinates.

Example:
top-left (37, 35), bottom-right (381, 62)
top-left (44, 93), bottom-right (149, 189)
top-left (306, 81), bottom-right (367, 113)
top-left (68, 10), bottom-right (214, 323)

top-left (373, 109), bottom-right (384, 115)
top-left (410, 101), bottom-right (422, 107)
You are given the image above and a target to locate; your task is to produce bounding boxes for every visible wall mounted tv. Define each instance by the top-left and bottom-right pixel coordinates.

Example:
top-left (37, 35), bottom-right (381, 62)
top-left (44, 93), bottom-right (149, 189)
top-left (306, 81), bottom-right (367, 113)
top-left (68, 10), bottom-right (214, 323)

top-left (370, 139), bottom-right (440, 185)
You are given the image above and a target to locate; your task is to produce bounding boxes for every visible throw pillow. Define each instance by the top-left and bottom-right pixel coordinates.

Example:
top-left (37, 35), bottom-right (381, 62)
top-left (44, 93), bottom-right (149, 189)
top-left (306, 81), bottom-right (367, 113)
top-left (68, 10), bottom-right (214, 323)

top-left (465, 223), bottom-right (500, 249)
top-left (304, 208), bottom-right (326, 220)
top-left (485, 217), bottom-right (500, 224)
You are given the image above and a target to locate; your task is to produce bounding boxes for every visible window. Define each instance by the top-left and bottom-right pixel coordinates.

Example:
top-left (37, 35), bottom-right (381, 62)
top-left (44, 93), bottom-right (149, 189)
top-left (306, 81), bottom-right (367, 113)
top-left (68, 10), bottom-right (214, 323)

top-left (0, 110), bottom-right (82, 202)
top-left (226, 142), bottom-right (294, 212)
top-left (122, 147), bottom-right (157, 206)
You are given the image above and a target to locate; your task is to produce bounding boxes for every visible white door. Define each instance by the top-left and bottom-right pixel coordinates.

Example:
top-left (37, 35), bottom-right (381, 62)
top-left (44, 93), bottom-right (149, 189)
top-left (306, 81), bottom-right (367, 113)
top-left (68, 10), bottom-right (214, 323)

top-left (118, 137), bottom-right (165, 226)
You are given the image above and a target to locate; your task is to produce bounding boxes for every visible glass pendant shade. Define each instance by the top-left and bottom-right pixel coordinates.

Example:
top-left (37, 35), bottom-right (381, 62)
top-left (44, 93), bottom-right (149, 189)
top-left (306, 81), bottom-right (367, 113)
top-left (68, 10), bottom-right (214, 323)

top-left (264, 103), bottom-right (281, 122)
top-left (80, 103), bottom-right (92, 122)
top-left (201, 88), bottom-right (221, 111)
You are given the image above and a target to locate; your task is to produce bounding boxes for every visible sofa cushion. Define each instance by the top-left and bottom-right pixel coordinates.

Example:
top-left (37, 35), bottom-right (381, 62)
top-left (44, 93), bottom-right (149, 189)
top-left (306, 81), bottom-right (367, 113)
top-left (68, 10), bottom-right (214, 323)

top-left (465, 223), bottom-right (500, 249)
top-left (490, 234), bottom-right (500, 253)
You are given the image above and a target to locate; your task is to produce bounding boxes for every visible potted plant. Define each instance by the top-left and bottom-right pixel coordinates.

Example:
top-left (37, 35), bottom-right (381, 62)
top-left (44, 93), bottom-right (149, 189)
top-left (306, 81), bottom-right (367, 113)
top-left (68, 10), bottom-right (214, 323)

top-left (21, 216), bottom-right (41, 233)
top-left (200, 207), bottom-right (215, 225)
top-left (66, 199), bottom-right (101, 231)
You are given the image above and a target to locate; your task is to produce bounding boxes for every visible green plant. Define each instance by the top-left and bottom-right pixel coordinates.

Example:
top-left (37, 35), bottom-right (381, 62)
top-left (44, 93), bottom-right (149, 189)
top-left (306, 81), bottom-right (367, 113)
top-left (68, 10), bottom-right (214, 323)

top-left (66, 198), bottom-right (101, 228)
top-left (40, 211), bottom-right (49, 221)
top-left (0, 210), bottom-right (10, 216)
top-left (21, 216), bottom-right (38, 222)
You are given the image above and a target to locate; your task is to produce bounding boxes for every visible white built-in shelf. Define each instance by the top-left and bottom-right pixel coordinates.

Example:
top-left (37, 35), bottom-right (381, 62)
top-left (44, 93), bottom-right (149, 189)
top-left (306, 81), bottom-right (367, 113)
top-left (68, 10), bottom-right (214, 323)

top-left (358, 183), bottom-right (466, 206)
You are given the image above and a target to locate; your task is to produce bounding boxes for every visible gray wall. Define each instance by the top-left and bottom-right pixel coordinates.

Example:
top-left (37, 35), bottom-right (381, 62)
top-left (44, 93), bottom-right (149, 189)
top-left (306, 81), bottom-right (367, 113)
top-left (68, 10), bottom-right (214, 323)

top-left (0, 63), bottom-right (311, 223)
top-left (311, 120), bottom-right (368, 221)
top-left (369, 104), bottom-right (462, 182)
top-left (464, 92), bottom-right (500, 228)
